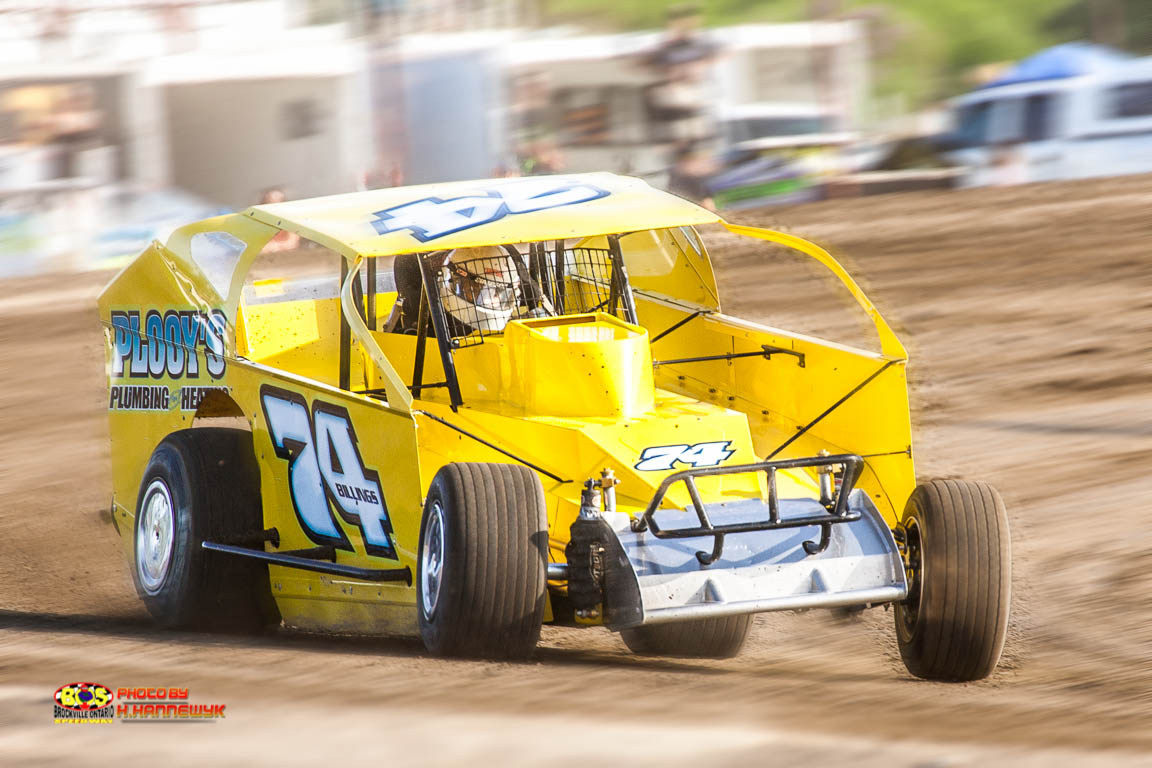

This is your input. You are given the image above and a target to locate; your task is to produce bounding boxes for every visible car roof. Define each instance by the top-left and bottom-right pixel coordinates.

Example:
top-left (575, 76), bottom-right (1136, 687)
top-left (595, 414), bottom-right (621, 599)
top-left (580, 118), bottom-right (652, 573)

top-left (242, 173), bottom-right (720, 259)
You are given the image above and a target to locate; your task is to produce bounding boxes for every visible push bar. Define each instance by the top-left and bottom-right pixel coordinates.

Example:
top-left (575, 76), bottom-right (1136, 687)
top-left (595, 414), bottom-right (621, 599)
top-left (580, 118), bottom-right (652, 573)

top-left (630, 454), bottom-right (864, 565)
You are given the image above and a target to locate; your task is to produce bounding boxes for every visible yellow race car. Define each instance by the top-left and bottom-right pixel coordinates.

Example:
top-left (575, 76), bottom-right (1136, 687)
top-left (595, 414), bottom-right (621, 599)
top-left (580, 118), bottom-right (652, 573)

top-left (98, 174), bottom-right (1010, 680)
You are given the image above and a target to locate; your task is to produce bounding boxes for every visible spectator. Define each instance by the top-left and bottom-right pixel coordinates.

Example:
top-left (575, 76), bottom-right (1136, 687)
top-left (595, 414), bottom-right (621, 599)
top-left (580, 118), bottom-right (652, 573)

top-left (666, 142), bottom-right (716, 210)
top-left (258, 187), bottom-right (301, 252)
top-left (508, 71), bottom-right (565, 176)
top-left (990, 141), bottom-right (1027, 186)
top-left (386, 164), bottom-right (405, 187)
top-left (644, 4), bottom-right (719, 143)
top-left (49, 83), bottom-right (102, 179)
top-left (357, 162), bottom-right (403, 191)
top-left (521, 140), bottom-right (565, 176)
top-left (491, 164), bottom-right (520, 178)
top-left (509, 71), bottom-right (555, 151)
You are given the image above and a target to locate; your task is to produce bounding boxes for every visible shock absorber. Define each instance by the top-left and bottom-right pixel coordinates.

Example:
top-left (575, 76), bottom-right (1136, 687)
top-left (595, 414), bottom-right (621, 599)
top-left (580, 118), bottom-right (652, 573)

top-left (565, 480), bottom-right (610, 620)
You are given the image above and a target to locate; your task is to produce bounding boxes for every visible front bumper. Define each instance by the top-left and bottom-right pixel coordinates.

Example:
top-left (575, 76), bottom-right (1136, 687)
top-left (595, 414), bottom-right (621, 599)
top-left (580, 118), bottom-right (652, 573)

top-left (604, 492), bottom-right (906, 628)
top-left (593, 456), bottom-right (907, 629)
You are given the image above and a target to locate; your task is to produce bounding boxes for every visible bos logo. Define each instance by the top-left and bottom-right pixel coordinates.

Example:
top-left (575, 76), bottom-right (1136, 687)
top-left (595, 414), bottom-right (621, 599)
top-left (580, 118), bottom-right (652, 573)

top-left (261, 386), bottom-right (395, 559)
top-left (370, 178), bottom-right (609, 241)
top-left (55, 682), bottom-right (113, 711)
top-left (635, 441), bottom-right (735, 472)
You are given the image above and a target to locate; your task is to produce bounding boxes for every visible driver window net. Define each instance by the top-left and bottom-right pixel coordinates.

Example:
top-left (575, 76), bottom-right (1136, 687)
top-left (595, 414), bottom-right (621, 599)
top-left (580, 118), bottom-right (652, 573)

top-left (431, 244), bottom-right (631, 347)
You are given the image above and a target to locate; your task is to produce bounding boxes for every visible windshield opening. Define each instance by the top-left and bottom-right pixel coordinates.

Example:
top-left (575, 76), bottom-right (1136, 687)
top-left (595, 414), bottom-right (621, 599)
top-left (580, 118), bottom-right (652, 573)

top-left (952, 101), bottom-right (992, 148)
top-left (392, 235), bottom-right (637, 410)
top-left (423, 241), bottom-right (633, 347)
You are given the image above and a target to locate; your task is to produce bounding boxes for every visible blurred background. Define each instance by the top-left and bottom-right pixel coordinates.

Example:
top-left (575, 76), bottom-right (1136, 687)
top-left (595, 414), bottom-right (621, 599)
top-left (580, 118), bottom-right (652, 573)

top-left (0, 0), bottom-right (1150, 275)
top-left (2, 4), bottom-right (1151, 764)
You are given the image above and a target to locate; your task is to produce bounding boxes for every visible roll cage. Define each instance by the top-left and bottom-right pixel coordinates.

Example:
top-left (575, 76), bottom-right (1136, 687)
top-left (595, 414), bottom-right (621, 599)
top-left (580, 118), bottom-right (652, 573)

top-left (350, 234), bottom-right (641, 411)
top-left (334, 223), bottom-right (906, 420)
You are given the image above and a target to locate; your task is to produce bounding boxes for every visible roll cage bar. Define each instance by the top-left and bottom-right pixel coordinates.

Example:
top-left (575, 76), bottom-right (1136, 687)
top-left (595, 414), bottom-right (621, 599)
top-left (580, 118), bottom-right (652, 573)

top-left (341, 233), bottom-right (640, 412)
top-left (326, 221), bottom-right (906, 418)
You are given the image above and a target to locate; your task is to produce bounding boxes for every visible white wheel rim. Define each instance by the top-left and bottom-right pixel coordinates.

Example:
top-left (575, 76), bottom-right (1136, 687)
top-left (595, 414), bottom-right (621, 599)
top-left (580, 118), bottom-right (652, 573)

top-left (421, 501), bottom-right (445, 618)
top-left (137, 479), bottom-right (175, 595)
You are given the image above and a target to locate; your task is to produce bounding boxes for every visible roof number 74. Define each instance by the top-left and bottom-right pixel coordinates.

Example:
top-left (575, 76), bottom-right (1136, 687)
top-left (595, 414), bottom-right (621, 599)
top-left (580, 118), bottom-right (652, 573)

top-left (370, 178), bottom-right (609, 242)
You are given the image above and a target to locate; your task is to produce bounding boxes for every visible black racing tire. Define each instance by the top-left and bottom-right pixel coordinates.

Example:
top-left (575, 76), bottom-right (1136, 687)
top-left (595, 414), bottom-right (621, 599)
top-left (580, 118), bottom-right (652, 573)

top-left (132, 428), bottom-right (280, 633)
top-left (894, 479), bottom-right (1011, 681)
top-left (416, 463), bottom-right (547, 659)
top-left (620, 614), bottom-right (753, 659)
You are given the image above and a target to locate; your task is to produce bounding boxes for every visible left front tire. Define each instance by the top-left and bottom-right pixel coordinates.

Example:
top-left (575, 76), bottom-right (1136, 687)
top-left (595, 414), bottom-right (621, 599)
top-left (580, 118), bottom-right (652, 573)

top-left (620, 614), bottom-right (753, 659)
top-left (133, 428), bottom-right (280, 632)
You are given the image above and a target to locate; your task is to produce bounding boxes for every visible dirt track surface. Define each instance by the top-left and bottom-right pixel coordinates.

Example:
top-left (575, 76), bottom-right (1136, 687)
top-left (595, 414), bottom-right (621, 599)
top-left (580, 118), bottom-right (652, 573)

top-left (1, 176), bottom-right (1150, 766)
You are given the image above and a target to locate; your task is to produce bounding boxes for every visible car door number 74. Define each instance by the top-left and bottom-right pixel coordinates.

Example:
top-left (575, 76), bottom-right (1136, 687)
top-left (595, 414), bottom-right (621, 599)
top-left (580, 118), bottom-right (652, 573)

top-left (260, 386), bottom-right (396, 560)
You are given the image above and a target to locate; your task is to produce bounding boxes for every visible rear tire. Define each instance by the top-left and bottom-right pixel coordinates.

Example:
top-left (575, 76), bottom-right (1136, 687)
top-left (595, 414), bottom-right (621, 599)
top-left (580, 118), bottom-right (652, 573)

top-left (133, 429), bottom-right (280, 632)
top-left (894, 479), bottom-right (1011, 681)
top-left (417, 463), bottom-right (547, 659)
top-left (621, 614), bottom-right (753, 659)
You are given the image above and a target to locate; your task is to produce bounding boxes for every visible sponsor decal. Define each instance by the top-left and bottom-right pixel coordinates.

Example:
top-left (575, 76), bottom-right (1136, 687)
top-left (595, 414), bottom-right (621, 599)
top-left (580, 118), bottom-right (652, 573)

top-left (370, 177), bottom-right (609, 241)
top-left (108, 385), bottom-right (231, 412)
top-left (635, 441), bottom-right (735, 471)
top-left (179, 385), bottom-right (231, 412)
top-left (53, 684), bottom-right (227, 724)
top-left (108, 385), bottom-right (171, 411)
top-left (54, 682), bottom-right (115, 724)
top-left (109, 309), bottom-right (227, 380)
top-left (261, 385), bottom-right (395, 559)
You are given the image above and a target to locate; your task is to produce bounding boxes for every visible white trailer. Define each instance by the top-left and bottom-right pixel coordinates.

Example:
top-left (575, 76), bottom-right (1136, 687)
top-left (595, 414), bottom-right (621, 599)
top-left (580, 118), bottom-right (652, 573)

top-left (947, 48), bottom-right (1152, 185)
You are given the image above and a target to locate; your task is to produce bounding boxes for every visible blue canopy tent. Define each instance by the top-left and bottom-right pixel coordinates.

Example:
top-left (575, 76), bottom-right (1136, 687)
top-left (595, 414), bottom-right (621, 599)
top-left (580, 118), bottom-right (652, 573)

top-left (978, 42), bottom-right (1133, 89)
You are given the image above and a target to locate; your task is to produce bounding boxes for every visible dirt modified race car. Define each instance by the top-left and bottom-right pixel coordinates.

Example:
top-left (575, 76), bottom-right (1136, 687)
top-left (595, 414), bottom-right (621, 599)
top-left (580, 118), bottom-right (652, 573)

top-left (98, 173), bottom-right (1010, 680)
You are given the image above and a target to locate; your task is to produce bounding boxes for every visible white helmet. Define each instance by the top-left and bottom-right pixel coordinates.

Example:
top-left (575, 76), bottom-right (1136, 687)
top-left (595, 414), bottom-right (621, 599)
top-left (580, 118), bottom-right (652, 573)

top-left (439, 246), bottom-right (521, 333)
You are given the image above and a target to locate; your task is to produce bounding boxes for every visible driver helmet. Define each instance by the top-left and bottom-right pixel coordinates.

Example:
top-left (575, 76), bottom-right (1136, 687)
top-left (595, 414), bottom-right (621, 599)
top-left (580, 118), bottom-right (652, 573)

top-left (439, 246), bottom-right (521, 332)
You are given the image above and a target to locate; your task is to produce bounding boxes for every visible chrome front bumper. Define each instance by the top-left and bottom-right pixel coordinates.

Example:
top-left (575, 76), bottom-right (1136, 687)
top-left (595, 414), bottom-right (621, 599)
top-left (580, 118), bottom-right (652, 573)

top-left (602, 490), bottom-right (907, 628)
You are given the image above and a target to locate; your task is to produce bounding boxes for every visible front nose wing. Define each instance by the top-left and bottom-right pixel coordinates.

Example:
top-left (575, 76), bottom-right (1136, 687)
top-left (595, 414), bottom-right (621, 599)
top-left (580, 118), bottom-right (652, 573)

top-left (601, 490), bottom-right (907, 629)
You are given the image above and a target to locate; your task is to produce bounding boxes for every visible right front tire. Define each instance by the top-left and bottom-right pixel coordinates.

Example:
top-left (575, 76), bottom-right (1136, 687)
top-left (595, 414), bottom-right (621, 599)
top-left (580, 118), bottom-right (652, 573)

top-left (894, 479), bottom-right (1011, 681)
top-left (416, 462), bottom-right (547, 659)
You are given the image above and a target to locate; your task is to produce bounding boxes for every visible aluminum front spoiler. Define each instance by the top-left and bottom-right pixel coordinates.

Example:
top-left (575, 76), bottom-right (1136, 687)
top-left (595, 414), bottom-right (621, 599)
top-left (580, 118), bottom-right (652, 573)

top-left (601, 492), bottom-right (907, 628)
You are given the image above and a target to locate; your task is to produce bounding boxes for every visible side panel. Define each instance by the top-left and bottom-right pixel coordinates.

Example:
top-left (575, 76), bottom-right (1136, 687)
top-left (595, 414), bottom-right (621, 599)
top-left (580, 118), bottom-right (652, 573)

top-left (239, 362), bottom-right (424, 634)
top-left (239, 296), bottom-right (364, 389)
top-left (100, 228), bottom-right (425, 635)
top-left (631, 224), bottom-right (916, 525)
top-left (637, 298), bottom-right (915, 527)
top-left (620, 227), bottom-right (720, 310)
top-left (98, 214), bottom-right (276, 558)
top-left (99, 243), bottom-right (239, 559)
